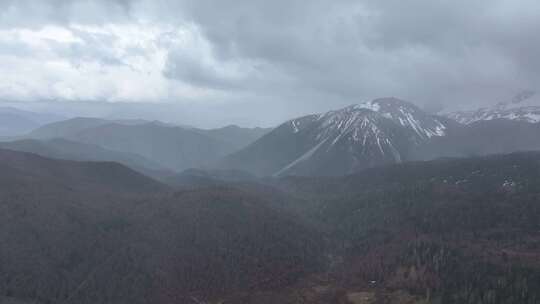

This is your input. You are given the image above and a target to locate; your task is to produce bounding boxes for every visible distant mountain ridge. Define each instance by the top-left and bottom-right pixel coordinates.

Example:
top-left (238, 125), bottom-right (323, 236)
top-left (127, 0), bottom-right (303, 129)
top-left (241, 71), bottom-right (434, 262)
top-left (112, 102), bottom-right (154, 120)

top-left (0, 107), bottom-right (65, 136)
top-left (445, 90), bottom-right (540, 124)
top-left (27, 117), bottom-right (164, 139)
top-left (21, 117), bottom-right (271, 173)
top-left (68, 122), bottom-right (235, 171)
top-left (9, 95), bottom-right (540, 179)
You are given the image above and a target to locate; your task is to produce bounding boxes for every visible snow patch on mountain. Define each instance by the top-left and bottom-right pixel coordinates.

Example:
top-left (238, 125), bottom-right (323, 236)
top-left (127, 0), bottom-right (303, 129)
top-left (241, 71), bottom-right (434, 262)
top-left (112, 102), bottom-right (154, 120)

top-left (354, 100), bottom-right (381, 112)
top-left (445, 90), bottom-right (540, 124)
top-left (355, 98), bottom-right (447, 140)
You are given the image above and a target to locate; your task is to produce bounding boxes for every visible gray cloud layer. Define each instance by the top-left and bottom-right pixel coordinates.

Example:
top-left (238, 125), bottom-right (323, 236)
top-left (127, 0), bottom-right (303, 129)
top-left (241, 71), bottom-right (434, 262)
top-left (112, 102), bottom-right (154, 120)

top-left (1, 0), bottom-right (539, 126)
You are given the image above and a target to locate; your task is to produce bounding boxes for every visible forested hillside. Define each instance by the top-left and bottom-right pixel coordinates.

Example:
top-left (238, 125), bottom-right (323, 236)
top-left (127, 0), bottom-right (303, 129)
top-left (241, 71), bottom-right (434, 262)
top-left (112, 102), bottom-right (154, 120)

top-left (1, 149), bottom-right (540, 303)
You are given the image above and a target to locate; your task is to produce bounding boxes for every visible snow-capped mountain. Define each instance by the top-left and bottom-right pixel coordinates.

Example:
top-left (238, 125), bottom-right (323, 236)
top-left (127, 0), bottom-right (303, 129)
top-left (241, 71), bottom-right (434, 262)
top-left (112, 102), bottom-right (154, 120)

top-left (353, 98), bottom-right (447, 142)
top-left (445, 90), bottom-right (540, 124)
top-left (219, 98), bottom-right (451, 176)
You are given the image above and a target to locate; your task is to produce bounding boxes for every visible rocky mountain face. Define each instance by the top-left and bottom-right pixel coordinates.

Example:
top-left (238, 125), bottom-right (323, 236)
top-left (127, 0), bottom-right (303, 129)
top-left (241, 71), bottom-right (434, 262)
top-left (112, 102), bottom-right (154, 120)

top-left (445, 90), bottom-right (540, 124)
top-left (220, 98), bottom-right (451, 176)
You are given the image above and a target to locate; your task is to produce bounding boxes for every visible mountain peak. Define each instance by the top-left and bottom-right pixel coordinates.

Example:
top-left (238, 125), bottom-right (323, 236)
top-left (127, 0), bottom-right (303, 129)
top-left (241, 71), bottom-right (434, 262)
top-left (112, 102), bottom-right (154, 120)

top-left (354, 98), bottom-right (446, 140)
top-left (221, 98), bottom-right (450, 176)
top-left (372, 96), bottom-right (416, 106)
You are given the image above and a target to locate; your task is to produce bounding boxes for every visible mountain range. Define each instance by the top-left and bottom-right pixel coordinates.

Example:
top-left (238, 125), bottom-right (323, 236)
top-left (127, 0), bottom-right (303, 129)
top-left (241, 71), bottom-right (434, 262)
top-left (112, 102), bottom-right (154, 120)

top-left (10, 117), bottom-right (271, 173)
top-left (220, 96), bottom-right (540, 176)
top-left (2, 93), bottom-right (540, 179)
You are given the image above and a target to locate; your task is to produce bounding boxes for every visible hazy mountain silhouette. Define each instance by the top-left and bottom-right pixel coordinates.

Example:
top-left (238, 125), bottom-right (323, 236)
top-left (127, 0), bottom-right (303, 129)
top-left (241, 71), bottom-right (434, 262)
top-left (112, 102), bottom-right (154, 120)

top-left (26, 119), bottom-right (270, 172)
top-left (0, 138), bottom-right (171, 178)
top-left (0, 107), bottom-right (65, 137)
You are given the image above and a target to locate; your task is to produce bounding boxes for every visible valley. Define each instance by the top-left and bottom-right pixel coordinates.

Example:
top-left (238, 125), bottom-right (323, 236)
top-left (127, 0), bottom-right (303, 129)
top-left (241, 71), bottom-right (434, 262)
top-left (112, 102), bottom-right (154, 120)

top-left (1, 97), bottom-right (540, 303)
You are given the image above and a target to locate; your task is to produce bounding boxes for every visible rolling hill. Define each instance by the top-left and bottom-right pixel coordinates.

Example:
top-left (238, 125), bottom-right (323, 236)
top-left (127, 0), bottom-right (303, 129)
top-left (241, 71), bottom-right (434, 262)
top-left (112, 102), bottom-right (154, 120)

top-left (0, 149), bottom-right (323, 304)
top-left (25, 118), bottom-right (270, 172)
top-left (0, 138), bottom-right (166, 174)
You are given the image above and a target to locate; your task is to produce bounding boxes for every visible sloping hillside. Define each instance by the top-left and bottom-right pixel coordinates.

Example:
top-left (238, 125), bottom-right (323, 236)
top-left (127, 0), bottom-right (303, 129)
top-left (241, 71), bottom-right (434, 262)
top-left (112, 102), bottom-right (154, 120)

top-left (0, 148), bottom-right (167, 194)
top-left (0, 149), bottom-right (323, 304)
top-left (268, 152), bottom-right (540, 303)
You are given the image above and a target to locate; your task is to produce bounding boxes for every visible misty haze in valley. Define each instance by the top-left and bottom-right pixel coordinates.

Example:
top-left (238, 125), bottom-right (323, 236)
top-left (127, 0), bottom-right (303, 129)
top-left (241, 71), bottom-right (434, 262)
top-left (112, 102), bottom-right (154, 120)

top-left (1, 1), bottom-right (540, 304)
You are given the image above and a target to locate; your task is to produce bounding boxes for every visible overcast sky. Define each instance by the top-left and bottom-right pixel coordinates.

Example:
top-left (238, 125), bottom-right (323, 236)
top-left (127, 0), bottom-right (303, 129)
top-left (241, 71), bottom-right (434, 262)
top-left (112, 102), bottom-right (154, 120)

top-left (1, 0), bottom-right (539, 127)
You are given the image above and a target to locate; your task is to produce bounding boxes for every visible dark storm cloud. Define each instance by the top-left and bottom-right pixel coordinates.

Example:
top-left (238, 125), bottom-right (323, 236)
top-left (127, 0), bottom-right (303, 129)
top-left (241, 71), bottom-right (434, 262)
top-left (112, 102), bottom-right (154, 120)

top-left (1, 0), bottom-right (540, 126)
top-left (162, 0), bottom-right (540, 110)
top-left (163, 44), bottom-right (243, 91)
